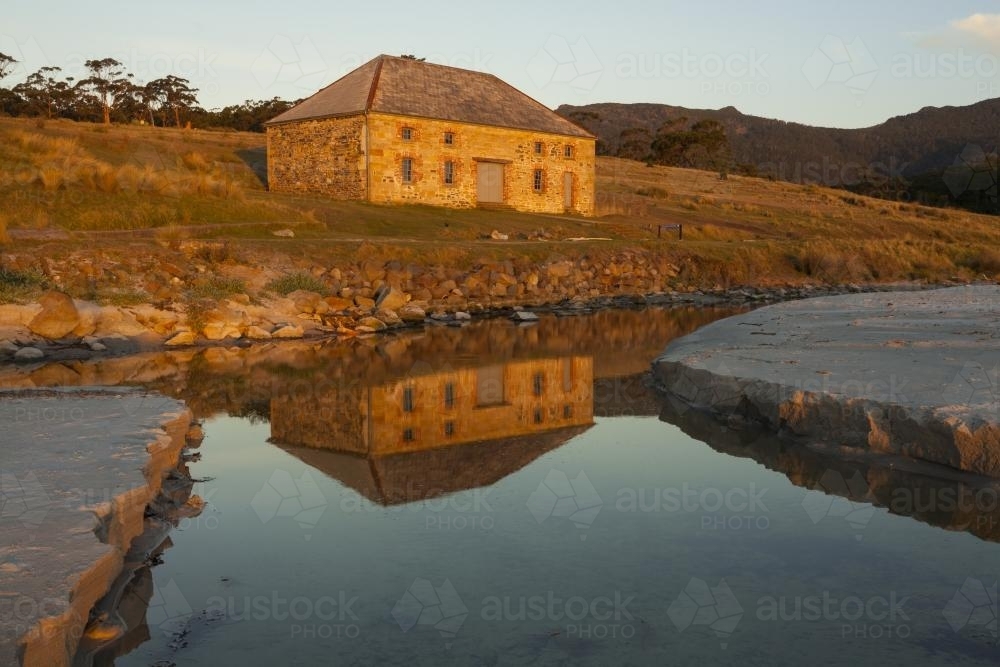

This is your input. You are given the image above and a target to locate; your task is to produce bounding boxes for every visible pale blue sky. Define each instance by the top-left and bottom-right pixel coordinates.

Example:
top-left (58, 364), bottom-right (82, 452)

top-left (4, 0), bottom-right (999, 128)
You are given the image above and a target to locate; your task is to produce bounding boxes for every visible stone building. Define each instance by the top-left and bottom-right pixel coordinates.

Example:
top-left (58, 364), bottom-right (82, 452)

top-left (265, 55), bottom-right (596, 216)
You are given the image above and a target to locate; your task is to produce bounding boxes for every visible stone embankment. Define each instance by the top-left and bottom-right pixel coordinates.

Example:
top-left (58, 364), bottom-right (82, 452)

top-left (0, 249), bottom-right (949, 360)
top-left (654, 286), bottom-right (1000, 476)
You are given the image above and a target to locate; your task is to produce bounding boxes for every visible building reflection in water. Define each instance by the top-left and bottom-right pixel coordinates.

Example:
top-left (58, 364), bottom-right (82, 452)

top-left (270, 356), bottom-right (595, 505)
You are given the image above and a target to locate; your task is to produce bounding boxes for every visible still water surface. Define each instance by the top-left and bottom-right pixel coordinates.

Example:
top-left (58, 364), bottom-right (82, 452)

top-left (8, 308), bottom-right (995, 666)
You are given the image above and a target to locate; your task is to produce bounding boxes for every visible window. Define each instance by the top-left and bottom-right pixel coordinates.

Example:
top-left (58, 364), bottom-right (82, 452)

top-left (444, 421), bottom-right (455, 437)
top-left (563, 405), bottom-right (573, 419)
top-left (533, 169), bottom-right (544, 193)
top-left (444, 161), bottom-right (454, 185)
top-left (403, 428), bottom-right (415, 442)
top-left (533, 372), bottom-right (544, 397)
top-left (564, 145), bottom-right (574, 158)
top-left (534, 141), bottom-right (543, 155)
top-left (444, 132), bottom-right (454, 145)
top-left (444, 382), bottom-right (456, 409)
top-left (533, 408), bottom-right (544, 424)
top-left (402, 127), bottom-right (413, 140)
top-left (403, 387), bottom-right (415, 412)
top-left (401, 158), bottom-right (413, 183)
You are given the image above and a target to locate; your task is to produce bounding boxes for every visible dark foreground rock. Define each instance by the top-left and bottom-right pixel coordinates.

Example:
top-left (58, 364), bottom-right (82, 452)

top-left (653, 286), bottom-right (1000, 476)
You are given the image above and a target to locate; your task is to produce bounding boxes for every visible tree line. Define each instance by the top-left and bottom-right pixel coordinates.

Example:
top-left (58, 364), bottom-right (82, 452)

top-left (0, 53), bottom-right (294, 132)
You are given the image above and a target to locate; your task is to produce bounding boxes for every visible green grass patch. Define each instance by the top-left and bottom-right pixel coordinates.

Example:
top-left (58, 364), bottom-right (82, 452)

top-left (264, 273), bottom-right (328, 296)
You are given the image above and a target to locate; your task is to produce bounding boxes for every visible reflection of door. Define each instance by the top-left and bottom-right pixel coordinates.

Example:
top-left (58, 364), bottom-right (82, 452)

top-left (476, 365), bottom-right (505, 406)
top-left (563, 172), bottom-right (574, 209)
top-left (477, 162), bottom-right (504, 203)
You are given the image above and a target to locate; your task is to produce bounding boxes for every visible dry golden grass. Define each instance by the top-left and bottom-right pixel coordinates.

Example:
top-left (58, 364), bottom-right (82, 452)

top-left (1, 118), bottom-right (997, 290)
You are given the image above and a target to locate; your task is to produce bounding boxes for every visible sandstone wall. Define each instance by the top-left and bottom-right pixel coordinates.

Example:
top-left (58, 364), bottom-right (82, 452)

top-left (266, 115), bottom-right (366, 198)
top-left (366, 113), bottom-right (596, 216)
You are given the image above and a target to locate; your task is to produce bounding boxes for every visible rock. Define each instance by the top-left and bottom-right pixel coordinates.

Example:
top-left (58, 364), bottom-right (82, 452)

top-left (272, 229), bottom-right (295, 238)
top-left (165, 331), bottom-right (198, 347)
top-left (0, 303), bottom-right (41, 327)
top-left (324, 296), bottom-right (354, 312)
top-left (88, 342), bottom-right (108, 352)
top-left (455, 311), bottom-right (472, 321)
top-left (288, 290), bottom-right (329, 315)
top-left (546, 261), bottom-right (574, 279)
top-left (72, 301), bottom-right (102, 337)
top-left (398, 304), bottom-right (426, 323)
top-left (13, 346), bottom-right (44, 361)
top-left (202, 321), bottom-right (243, 341)
top-left (272, 324), bottom-right (305, 339)
top-left (375, 309), bottom-right (402, 326)
top-left (375, 287), bottom-right (410, 311)
top-left (357, 317), bottom-right (387, 331)
top-left (244, 326), bottom-right (273, 340)
top-left (93, 308), bottom-right (149, 338)
top-left (354, 296), bottom-right (376, 310)
top-left (511, 311), bottom-right (539, 322)
top-left (490, 230), bottom-right (509, 241)
top-left (0, 340), bottom-right (19, 357)
top-left (28, 291), bottom-right (80, 339)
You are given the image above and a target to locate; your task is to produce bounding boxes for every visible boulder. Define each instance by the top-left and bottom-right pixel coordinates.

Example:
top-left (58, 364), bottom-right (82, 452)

top-left (511, 311), bottom-right (539, 322)
top-left (357, 317), bottom-right (387, 332)
top-left (398, 305), bottom-right (427, 323)
top-left (288, 290), bottom-right (329, 315)
top-left (375, 287), bottom-right (409, 311)
top-left (455, 311), bottom-right (472, 321)
top-left (375, 309), bottom-right (402, 326)
top-left (28, 291), bottom-right (79, 339)
top-left (0, 340), bottom-right (19, 357)
top-left (93, 308), bottom-right (149, 338)
top-left (202, 321), bottom-right (243, 341)
top-left (13, 347), bottom-right (45, 361)
top-left (272, 229), bottom-right (295, 238)
top-left (245, 326), bottom-right (273, 340)
top-left (324, 296), bottom-right (354, 312)
top-left (165, 331), bottom-right (198, 347)
top-left (272, 324), bottom-right (305, 339)
top-left (354, 296), bottom-right (376, 310)
top-left (0, 303), bottom-right (41, 327)
top-left (72, 301), bottom-right (103, 337)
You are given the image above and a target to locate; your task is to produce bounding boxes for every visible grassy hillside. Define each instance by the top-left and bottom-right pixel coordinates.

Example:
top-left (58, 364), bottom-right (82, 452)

top-left (0, 117), bottom-right (998, 305)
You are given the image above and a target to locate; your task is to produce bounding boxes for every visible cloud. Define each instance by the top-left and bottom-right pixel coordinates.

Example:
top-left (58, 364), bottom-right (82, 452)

top-left (916, 13), bottom-right (1000, 49)
top-left (952, 13), bottom-right (1000, 45)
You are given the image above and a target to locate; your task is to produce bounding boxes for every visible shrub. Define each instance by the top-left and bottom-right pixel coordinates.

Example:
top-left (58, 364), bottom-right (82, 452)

top-left (265, 272), bottom-right (327, 296)
top-left (189, 276), bottom-right (247, 300)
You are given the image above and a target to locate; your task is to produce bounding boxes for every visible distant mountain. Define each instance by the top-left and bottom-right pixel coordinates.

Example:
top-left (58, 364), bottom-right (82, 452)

top-left (557, 100), bottom-right (1000, 212)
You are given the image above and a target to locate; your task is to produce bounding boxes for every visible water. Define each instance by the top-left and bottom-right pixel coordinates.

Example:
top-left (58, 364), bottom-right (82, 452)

top-left (5, 308), bottom-right (996, 665)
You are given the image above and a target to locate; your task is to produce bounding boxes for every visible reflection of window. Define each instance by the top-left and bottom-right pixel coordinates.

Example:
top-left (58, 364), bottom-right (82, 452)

top-left (403, 428), bottom-right (415, 442)
top-left (444, 421), bottom-right (455, 437)
top-left (476, 366), bottom-right (505, 406)
top-left (444, 383), bottom-right (455, 409)
top-left (403, 387), bottom-right (415, 412)
top-left (563, 359), bottom-right (573, 391)
top-left (533, 408), bottom-right (544, 424)
top-left (533, 372), bottom-right (544, 396)
top-left (564, 405), bottom-right (573, 419)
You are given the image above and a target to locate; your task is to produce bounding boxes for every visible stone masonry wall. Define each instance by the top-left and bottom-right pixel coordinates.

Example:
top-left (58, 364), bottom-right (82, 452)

top-left (267, 115), bottom-right (367, 198)
top-left (366, 113), bottom-right (596, 216)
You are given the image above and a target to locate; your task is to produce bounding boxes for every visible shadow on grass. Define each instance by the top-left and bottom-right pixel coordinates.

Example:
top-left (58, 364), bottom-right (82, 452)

top-left (237, 147), bottom-right (268, 187)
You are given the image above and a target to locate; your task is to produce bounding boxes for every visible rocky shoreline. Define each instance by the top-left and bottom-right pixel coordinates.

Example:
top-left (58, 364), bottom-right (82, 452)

top-left (0, 269), bottom-right (969, 363)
